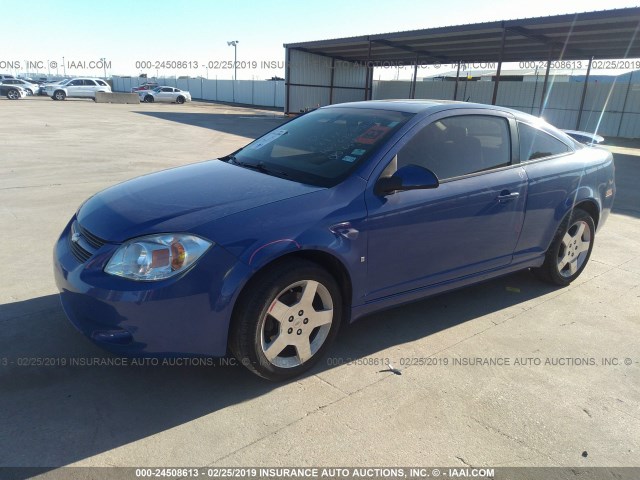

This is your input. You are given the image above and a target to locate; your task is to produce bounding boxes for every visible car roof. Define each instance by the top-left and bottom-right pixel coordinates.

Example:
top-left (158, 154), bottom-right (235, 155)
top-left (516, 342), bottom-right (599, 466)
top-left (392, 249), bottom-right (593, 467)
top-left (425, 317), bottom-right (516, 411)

top-left (325, 99), bottom-right (575, 145)
top-left (327, 99), bottom-right (519, 114)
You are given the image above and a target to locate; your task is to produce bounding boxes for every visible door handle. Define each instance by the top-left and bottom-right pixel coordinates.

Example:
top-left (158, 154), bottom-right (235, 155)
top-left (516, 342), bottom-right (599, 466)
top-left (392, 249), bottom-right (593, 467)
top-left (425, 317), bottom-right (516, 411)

top-left (497, 191), bottom-right (520, 203)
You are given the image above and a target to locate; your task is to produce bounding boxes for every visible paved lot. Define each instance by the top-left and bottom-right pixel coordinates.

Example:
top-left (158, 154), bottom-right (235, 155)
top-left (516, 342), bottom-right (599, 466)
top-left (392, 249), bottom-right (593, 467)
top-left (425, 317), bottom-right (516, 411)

top-left (0, 96), bottom-right (639, 470)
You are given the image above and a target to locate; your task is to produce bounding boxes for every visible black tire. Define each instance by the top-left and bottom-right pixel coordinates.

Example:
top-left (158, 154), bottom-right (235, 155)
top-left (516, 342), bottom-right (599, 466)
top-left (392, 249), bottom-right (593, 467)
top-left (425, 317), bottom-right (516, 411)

top-left (6, 89), bottom-right (20, 100)
top-left (144, 95), bottom-right (154, 103)
top-left (176, 96), bottom-right (185, 104)
top-left (532, 208), bottom-right (595, 286)
top-left (229, 259), bottom-right (342, 381)
top-left (54, 90), bottom-right (66, 101)
top-left (26, 89), bottom-right (33, 96)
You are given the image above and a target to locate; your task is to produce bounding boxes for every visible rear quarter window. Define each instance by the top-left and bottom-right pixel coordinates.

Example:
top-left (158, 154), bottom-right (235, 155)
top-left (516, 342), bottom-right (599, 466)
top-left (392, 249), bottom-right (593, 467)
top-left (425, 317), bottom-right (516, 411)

top-left (519, 122), bottom-right (571, 161)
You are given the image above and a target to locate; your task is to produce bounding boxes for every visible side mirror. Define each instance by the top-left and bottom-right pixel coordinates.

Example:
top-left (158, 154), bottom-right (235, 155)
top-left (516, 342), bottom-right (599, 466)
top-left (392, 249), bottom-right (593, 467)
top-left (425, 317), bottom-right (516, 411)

top-left (374, 164), bottom-right (439, 196)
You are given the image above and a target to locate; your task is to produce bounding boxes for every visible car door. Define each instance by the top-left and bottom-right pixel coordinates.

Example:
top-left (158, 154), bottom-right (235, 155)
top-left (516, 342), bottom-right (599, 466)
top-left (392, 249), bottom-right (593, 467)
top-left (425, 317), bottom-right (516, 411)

top-left (65, 79), bottom-right (84, 97)
top-left (83, 79), bottom-right (98, 97)
top-left (364, 111), bottom-right (528, 300)
top-left (157, 87), bottom-right (174, 102)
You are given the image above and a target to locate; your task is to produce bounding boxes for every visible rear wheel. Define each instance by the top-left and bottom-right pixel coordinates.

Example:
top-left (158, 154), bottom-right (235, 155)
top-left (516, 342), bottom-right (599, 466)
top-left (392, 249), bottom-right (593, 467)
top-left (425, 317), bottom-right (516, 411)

top-left (533, 208), bottom-right (595, 286)
top-left (229, 259), bottom-right (342, 381)
top-left (54, 90), bottom-right (66, 101)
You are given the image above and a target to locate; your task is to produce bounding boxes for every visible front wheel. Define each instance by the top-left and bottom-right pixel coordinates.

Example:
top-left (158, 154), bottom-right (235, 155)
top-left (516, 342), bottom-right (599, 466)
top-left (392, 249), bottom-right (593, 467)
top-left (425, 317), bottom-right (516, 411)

top-left (54, 90), bottom-right (66, 101)
top-left (229, 259), bottom-right (342, 381)
top-left (6, 89), bottom-right (20, 100)
top-left (144, 95), bottom-right (154, 103)
top-left (176, 96), bottom-right (185, 104)
top-left (533, 208), bottom-right (595, 286)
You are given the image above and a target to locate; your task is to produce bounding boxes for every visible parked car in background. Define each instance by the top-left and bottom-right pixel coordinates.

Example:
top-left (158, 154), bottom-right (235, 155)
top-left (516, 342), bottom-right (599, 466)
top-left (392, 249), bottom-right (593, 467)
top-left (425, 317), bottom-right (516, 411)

top-left (139, 86), bottom-right (191, 104)
top-left (0, 83), bottom-right (27, 99)
top-left (131, 82), bottom-right (158, 93)
top-left (45, 78), bottom-right (111, 100)
top-left (0, 78), bottom-right (39, 95)
top-left (40, 79), bottom-right (68, 96)
top-left (0, 74), bottom-right (16, 81)
top-left (54, 100), bottom-right (615, 381)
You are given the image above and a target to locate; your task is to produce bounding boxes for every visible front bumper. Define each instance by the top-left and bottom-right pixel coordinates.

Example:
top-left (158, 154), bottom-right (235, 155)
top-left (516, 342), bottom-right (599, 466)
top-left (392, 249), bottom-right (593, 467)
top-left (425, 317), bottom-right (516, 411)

top-left (53, 217), bottom-right (252, 357)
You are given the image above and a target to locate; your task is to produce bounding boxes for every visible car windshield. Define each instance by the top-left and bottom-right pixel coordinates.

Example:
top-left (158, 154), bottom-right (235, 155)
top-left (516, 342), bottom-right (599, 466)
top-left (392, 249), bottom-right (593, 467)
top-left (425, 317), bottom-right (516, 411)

top-left (231, 107), bottom-right (414, 187)
top-left (152, 87), bottom-right (162, 92)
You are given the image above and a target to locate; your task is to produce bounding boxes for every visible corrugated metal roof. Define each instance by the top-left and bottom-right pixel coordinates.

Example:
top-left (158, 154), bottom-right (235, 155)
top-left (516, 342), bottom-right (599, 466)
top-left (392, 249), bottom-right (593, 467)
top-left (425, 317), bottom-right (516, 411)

top-left (284, 8), bottom-right (640, 64)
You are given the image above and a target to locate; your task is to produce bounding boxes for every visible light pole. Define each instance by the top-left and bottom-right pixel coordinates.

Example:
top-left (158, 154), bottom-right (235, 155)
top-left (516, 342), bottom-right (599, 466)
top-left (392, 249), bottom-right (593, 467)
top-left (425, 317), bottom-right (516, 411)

top-left (227, 40), bottom-right (239, 102)
top-left (100, 57), bottom-right (107, 79)
top-left (62, 56), bottom-right (66, 77)
top-left (227, 40), bottom-right (239, 80)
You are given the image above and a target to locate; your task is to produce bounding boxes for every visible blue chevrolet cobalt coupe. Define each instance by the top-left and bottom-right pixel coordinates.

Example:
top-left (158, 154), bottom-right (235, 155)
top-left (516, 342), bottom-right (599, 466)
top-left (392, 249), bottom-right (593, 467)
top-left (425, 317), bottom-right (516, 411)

top-left (54, 100), bottom-right (615, 380)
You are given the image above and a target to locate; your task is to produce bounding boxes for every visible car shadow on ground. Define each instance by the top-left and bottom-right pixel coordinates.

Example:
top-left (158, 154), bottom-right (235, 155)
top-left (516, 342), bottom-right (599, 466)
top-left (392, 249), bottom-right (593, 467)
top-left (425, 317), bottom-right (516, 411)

top-left (1, 269), bottom-right (556, 471)
top-left (134, 111), bottom-right (288, 139)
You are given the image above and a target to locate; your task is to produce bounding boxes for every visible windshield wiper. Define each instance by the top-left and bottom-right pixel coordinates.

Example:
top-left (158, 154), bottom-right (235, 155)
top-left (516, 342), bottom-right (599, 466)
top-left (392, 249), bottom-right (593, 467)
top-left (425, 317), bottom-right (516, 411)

top-left (228, 156), bottom-right (289, 179)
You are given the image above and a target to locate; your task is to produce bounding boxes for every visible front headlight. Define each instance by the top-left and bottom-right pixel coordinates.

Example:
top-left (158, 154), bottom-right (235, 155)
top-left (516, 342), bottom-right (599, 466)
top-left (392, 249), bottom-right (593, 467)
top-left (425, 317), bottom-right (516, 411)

top-left (104, 233), bottom-right (212, 281)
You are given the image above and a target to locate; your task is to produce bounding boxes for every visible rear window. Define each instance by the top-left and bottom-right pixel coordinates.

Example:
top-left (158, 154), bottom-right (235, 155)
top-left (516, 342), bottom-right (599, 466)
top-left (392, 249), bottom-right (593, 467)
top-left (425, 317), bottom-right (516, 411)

top-left (233, 107), bottom-right (414, 187)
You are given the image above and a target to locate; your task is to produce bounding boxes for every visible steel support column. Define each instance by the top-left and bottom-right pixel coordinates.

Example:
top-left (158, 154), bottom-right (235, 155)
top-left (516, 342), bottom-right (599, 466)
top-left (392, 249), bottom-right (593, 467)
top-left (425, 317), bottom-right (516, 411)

top-left (453, 61), bottom-right (461, 100)
top-left (576, 56), bottom-right (593, 130)
top-left (329, 57), bottom-right (335, 104)
top-left (364, 40), bottom-right (372, 101)
top-left (617, 70), bottom-right (634, 136)
top-left (491, 27), bottom-right (507, 105)
top-left (285, 48), bottom-right (291, 114)
top-left (410, 55), bottom-right (418, 99)
top-left (539, 49), bottom-right (552, 115)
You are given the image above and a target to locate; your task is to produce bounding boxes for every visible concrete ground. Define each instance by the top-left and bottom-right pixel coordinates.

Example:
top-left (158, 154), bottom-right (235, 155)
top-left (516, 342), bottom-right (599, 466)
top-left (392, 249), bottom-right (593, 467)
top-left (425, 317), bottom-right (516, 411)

top-left (0, 96), bottom-right (638, 471)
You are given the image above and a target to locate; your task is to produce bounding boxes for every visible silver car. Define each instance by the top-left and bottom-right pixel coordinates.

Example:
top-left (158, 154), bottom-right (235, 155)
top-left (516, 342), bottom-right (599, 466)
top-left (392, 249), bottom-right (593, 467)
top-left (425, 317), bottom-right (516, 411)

top-left (45, 78), bottom-right (111, 100)
top-left (0, 78), bottom-right (39, 95)
top-left (139, 86), bottom-right (191, 104)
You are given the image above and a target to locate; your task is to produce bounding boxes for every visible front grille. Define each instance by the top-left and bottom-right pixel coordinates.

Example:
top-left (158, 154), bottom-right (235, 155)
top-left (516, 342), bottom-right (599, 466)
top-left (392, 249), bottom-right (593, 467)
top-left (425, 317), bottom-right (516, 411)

top-left (69, 236), bottom-right (92, 263)
top-left (69, 221), bottom-right (106, 263)
top-left (77, 223), bottom-right (106, 249)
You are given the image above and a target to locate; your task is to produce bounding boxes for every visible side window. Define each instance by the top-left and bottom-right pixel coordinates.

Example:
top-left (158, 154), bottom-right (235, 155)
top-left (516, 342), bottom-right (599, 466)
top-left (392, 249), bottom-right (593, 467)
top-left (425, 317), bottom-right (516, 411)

top-left (161, 87), bottom-right (173, 92)
top-left (397, 115), bottom-right (511, 180)
top-left (518, 122), bottom-right (570, 161)
top-left (69, 79), bottom-right (83, 86)
top-left (97, 80), bottom-right (108, 86)
top-left (84, 80), bottom-right (97, 86)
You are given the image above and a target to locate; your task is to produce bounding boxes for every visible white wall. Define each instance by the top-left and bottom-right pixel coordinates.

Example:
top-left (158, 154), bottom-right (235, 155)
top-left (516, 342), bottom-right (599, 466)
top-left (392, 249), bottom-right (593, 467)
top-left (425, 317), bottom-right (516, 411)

top-left (112, 76), bottom-right (284, 108)
top-left (285, 49), bottom-right (368, 113)
top-left (373, 78), bottom-right (640, 138)
top-left (113, 73), bottom-right (640, 138)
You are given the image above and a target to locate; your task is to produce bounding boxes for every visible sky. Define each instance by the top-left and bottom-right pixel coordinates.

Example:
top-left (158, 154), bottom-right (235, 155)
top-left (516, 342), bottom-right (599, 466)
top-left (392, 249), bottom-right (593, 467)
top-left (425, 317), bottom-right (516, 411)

top-left (3, 0), bottom-right (640, 80)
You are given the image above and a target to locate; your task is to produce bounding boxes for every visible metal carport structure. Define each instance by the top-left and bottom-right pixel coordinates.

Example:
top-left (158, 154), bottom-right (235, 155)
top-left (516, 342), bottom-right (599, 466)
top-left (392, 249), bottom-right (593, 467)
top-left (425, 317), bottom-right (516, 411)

top-left (283, 7), bottom-right (640, 128)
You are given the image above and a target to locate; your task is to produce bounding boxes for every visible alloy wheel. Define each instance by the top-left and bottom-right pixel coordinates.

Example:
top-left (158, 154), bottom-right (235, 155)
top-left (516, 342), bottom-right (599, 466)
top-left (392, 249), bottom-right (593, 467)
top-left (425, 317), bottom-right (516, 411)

top-left (259, 279), bottom-right (334, 368)
top-left (557, 219), bottom-right (592, 277)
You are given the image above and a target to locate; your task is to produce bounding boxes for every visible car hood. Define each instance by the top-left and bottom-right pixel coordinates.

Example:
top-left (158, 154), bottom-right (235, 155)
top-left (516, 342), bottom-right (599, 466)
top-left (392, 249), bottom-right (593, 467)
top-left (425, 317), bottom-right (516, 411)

top-left (77, 160), bottom-right (323, 243)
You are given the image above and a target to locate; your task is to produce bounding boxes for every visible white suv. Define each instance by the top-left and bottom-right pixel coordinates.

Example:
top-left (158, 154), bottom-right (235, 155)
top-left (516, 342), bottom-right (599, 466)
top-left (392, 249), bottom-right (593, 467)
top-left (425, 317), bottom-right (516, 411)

top-left (45, 78), bottom-right (111, 100)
